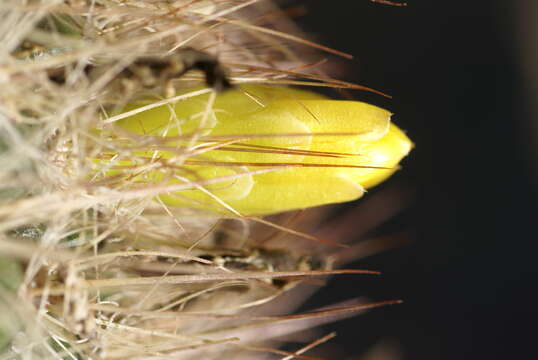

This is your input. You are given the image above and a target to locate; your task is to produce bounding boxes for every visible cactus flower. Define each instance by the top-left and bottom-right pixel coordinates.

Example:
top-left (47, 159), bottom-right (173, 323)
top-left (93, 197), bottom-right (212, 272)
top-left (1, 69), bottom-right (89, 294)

top-left (107, 85), bottom-right (412, 215)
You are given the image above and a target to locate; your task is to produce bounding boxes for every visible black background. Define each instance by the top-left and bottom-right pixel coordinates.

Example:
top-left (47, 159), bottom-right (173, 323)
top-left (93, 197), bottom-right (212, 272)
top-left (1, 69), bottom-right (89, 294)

top-left (289, 1), bottom-right (538, 359)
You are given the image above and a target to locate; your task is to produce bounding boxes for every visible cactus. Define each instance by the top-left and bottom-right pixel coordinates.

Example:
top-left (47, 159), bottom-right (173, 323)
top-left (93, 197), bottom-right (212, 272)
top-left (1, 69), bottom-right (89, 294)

top-left (0, 1), bottom-right (411, 358)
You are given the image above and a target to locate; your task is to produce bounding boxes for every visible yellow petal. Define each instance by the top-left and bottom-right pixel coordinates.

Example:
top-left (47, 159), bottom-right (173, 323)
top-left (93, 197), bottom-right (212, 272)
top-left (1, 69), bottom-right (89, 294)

top-left (108, 85), bottom-right (412, 215)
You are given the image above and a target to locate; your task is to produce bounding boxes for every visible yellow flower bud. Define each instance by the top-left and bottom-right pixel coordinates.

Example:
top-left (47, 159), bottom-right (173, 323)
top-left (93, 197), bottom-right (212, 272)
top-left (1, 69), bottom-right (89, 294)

top-left (107, 85), bottom-right (412, 215)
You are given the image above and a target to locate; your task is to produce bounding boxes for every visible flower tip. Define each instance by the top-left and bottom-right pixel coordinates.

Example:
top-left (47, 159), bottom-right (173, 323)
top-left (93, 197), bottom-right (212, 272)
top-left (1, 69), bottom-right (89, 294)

top-left (358, 122), bottom-right (413, 189)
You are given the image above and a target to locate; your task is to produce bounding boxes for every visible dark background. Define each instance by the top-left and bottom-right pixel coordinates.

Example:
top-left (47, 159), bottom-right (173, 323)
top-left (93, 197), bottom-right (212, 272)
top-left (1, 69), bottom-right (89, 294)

top-left (290, 1), bottom-right (538, 359)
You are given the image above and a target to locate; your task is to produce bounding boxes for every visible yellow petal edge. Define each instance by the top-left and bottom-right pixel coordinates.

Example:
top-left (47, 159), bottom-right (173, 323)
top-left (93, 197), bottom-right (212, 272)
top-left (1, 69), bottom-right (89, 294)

top-left (110, 85), bottom-right (413, 215)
